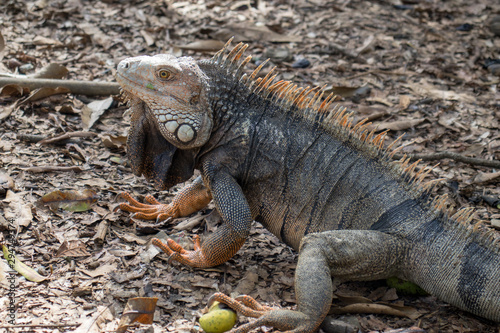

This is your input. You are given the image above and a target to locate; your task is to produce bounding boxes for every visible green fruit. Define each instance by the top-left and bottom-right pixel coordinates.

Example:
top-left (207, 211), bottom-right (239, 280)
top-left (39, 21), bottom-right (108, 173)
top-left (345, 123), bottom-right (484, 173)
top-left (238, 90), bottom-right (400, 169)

top-left (386, 277), bottom-right (428, 296)
top-left (199, 302), bottom-right (237, 333)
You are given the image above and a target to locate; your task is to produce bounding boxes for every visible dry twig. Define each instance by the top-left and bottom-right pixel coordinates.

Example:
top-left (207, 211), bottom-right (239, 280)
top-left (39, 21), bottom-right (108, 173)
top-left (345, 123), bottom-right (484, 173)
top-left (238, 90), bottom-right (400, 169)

top-left (0, 324), bottom-right (80, 328)
top-left (38, 131), bottom-right (97, 145)
top-left (0, 77), bottom-right (120, 96)
top-left (17, 133), bottom-right (77, 144)
top-left (393, 152), bottom-right (500, 169)
top-left (22, 166), bottom-right (83, 173)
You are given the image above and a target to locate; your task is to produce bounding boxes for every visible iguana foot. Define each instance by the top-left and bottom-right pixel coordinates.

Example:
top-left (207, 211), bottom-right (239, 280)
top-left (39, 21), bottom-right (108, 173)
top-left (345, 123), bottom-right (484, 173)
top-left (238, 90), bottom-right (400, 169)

top-left (115, 177), bottom-right (212, 222)
top-left (208, 293), bottom-right (273, 317)
top-left (152, 235), bottom-right (213, 268)
top-left (115, 192), bottom-right (176, 222)
top-left (208, 293), bottom-right (320, 333)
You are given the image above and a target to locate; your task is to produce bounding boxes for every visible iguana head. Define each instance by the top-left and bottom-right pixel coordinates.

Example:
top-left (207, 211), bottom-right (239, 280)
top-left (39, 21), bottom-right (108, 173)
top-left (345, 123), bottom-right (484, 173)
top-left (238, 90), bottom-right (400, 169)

top-left (116, 54), bottom-right (212, 149)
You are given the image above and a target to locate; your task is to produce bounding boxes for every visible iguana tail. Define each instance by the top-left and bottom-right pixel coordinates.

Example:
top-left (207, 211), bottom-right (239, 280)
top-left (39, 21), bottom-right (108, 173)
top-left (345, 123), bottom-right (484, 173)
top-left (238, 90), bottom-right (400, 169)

top-left (404, 210), bottom-right (500, 321)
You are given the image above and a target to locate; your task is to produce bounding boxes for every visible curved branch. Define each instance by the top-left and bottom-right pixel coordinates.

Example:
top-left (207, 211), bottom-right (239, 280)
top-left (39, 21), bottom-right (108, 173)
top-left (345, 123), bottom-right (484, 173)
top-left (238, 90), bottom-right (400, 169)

top-left (0, 77), bottom-right (120, 96)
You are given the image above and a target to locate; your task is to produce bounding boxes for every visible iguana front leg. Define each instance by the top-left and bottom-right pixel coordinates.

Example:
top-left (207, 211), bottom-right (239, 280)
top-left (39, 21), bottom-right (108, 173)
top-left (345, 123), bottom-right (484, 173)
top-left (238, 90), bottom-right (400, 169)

top-left (116, 176), bottom-right (212, 222)
top-left (150, 162), bottom-right (253, 268)
top-left (211, 230), bottom-right (405, 333)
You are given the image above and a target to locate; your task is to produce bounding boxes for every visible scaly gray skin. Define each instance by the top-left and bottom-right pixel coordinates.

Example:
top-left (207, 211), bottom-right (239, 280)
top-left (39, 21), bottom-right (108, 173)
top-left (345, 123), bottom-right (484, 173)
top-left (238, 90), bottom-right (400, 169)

top-left (116, 41), bottom-right (500, 332)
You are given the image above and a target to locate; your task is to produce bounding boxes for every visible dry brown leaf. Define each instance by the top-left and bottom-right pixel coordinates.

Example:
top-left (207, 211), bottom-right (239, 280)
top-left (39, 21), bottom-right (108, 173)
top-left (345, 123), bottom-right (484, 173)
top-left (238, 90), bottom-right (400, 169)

top-left (382, 327), bottom-right (426, 333)
top-left (330, 303), bottom-right (421, 320)
top-left (81, 97), bottom-right (114, 130)
top-left (234, 269), bottom-right (259, 295)
top-left (472, 171), bottom-right (500, 184)
top-left (0, 84), bottom-right (25, 97)
top-left (0, 31), bottom-right (5, 61)
top-left (108, 249), bottom-right (137, 257)
top-left (404, 80), bottom-right (475, 103)
top-left (325, 85), bottom-right (369, 98)
top-left (0, 103), bottom-right (17, 121)
top-left (117, 297), bottom-right (158, 333)
top-left (372, 118), bottom-right (425, 131)
top-left (336, 293), bottom-right (373, 304)
top-left (78, 263), bottom-right (118, 278)
top-left (33, 35), bottom-right (63, 46)
top-left (28, 63), bottom-right (69, 79)
top-left (110, 269), bottom-right (147, 283)
top-left (355, 34), bottom-right (376, 54)
top-left (0, 139), bottom-right (12, 152)
top-left (31, 0), bottom-right (49, 10)
top-left (115, 231), bottom-right (148, 245)
top-left (19, 87), bottom-right (71, 104)
top-left (189, 275), bottom-right (218, 289)
top-left (368, 97), bottom-right (393, 107)
top-left (173, 213), bottom-right (205, 231)
top-left (173, 40), bottom-right (226, 52)
top-left (100, 134), bottom-right (127, 149)
top-left (77, 23), bottom-right (113, 49)
top-left (399, 95), bottom-right (411, 110)
top-left (216, 24), bottom-right (302, 43)
top-left (39, 189), bottom-right (98, 212)
top-left (2, 244), bottom-right (50, 282)
top-left (55, 239), bottom-right (90, 257)
top-left (0, 171), bottom-right (15, 195)
top-left (4, 190), bottom-right (32, 231)
top-left (334, 292), bottom-right (421, 320)
top-left (140, 29), bottom-right (155, 47)
top-left (73, 306), bottom-right (115, 333)
top-left (23, 165), bottom-right (83, 173)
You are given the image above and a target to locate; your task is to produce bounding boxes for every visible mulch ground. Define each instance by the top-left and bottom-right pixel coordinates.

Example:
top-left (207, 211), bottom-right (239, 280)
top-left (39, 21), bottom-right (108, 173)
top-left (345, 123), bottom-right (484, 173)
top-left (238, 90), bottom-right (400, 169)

top-left (0, 0), bottom-right (499, 332)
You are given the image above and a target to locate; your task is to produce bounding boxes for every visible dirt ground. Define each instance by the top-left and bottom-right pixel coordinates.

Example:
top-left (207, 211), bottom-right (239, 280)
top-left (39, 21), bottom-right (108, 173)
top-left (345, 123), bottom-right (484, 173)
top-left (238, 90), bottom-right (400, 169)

top-left (0, 0), bottom-right (499, 332)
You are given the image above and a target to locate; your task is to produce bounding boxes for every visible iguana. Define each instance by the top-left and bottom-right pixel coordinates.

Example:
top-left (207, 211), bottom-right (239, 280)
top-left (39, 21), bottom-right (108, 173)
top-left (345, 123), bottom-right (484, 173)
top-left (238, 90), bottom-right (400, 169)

top-left (115, 39), bottom-right (500, 332)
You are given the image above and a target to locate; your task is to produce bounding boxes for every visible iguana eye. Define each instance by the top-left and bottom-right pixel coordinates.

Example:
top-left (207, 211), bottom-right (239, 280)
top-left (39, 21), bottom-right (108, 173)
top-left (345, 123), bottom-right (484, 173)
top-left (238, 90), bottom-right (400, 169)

top-left (158, 70), bottom-right (171, 80)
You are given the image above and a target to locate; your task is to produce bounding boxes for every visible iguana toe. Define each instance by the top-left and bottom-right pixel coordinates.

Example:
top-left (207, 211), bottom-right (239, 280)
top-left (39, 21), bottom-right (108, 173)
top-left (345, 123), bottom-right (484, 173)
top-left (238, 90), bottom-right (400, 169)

top-left (152, 237), bottom-right (214, 268)
top-left (144, 194), bottom-right (161, 205)
top-left (116, 192), bottom-right (177, 221)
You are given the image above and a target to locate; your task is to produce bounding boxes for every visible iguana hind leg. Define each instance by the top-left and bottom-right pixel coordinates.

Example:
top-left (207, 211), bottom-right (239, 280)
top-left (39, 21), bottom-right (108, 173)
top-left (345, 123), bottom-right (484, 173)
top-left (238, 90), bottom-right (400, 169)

top-left (209, 293), bottom-right (319, 333)
top-left (116, 176), bottom-right (212, 222)
top-left (209, 236), bottom-right (334, 332)
top-left (212, 230), bottom-right (405, 333)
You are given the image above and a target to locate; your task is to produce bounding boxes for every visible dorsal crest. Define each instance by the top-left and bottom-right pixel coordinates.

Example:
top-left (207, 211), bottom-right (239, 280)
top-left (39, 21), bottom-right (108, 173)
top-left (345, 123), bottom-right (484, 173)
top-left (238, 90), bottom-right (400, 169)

top-left (208, 39), bottom-right (499, 253)
top-left (209, 38), bottom-right (400, 164)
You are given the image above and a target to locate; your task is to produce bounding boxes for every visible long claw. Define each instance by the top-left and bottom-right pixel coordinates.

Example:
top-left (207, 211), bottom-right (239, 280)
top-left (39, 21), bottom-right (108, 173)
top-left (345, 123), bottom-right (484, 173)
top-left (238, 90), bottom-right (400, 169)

top-left (192, 235), bottom-right (201, 251)
top-left (115, 192), bottom-right (175, 222)
top-left (208, 293), bottom-right (267, 318)
top-left (167, 253), bottom-right (177, 265)
top-left (156, 213), bottom-right (171, 223)
top-left (132, 211), bottom-right (166, 220)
